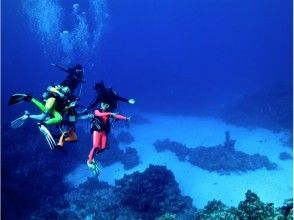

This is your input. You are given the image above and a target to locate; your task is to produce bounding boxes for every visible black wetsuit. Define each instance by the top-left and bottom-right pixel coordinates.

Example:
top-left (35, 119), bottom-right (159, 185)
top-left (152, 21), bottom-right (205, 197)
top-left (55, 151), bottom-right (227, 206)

top-left (88, 88), bottom-right (129, 112)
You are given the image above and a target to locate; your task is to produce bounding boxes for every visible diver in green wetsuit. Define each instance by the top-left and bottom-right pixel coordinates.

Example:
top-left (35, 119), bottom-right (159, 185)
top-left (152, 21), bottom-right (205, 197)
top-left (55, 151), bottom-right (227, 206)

top-left (9, 85), bottom-right (71, 127)
top-left (9, 85), bottom-right (71, 149)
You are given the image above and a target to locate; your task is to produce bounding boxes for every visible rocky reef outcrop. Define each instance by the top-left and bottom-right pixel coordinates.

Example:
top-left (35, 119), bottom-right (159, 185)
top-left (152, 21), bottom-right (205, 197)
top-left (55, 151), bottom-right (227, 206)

top-left (154, 132), bottom-right (277, 174)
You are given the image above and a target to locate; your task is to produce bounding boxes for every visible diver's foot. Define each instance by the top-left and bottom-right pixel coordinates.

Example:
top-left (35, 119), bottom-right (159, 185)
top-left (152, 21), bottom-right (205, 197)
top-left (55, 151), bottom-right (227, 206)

top-left (38, 123), bottom-right (56, 150)
top-left (87, 160), bottom-right (101, 176)
top-left (8, 94), bottom-right (32, 106)
top-left (10, 111), bottom-right (30, 129)
top-left (24, 110), bottom-right (30, 117)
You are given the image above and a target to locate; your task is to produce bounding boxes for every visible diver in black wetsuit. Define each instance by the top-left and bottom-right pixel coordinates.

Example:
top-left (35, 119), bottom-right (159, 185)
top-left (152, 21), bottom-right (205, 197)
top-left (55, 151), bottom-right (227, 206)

top-left (87, 81), bottom-right (135, 112)
top-left (51, 63), bottom-right (86, 92)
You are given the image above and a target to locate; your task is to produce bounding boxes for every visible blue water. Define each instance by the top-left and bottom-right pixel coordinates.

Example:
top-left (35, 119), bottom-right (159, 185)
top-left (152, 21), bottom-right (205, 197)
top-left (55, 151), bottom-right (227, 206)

top-left (2, 0), bottom-right (292, 219)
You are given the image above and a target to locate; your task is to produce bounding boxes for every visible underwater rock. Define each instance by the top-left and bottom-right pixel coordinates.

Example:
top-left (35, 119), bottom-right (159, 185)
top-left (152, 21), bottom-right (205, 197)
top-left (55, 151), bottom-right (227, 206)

top-left (279, 152), bottom-right (293, 160)
top-left (121, 147), bottom-right (140, 170)
top-left (114, 165), bottom-right (197, 219)
top-left (199, 190), bottom-right (293, 220)
top-left (97, 135), bottom-right (140, 169)
top-left (31, 165), bottom-right (197, 219)
top-left (238, 190), bottom-right (275, 219)
top-left (199, 200), bottom-right (239, 220)
top-left (116, 130), bottom-right (135, 144)
top-left (154, 138), bottom-right (190, 161)
top-left (154, 132), bottom-right (277, 173)
top-left (98, 134), bottom-right (125, 166)
top-left (155, 212), bottom-right (177, 220)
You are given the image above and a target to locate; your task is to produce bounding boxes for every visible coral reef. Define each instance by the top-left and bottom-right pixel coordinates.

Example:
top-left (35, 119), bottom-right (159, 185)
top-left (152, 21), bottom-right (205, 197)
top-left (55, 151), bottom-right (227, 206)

top-left (154, 132), bottom-right (277, 173)
top-left (275, 199), bottom-right (293, 220)
top-left (199, 200), bottom-right (239, 219)
top-left (279, 152), bottom-right (293, 160)
top-left (98, 134), bottom-right (140, 169)
top-left (31, 165), bottom-right (197, 219)
top-left (238, 190), bottom-right (275, 219)
top-left (199, 191), bottom-right (293, 220)
top-left (114, 165), bottom-right (196, 219)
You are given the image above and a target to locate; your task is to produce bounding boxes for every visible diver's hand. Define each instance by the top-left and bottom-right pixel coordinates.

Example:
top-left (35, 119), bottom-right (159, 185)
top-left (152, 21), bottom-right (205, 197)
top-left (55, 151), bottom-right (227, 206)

top-left (128, 99), bottom-right (135, 104)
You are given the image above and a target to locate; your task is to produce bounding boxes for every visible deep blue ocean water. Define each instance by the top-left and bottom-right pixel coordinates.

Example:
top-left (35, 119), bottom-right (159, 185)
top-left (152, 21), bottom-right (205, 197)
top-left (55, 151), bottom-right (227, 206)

top-left (1, 0), bottom-right (293, 219)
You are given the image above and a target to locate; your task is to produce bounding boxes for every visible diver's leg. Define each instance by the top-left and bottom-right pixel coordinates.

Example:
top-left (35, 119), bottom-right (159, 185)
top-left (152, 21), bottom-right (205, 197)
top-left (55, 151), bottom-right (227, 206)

top-left (56, 130), bottom-right (77, 147)
top-left (29, 97), bottom-right (57, 122)
top-left (30, 98), bottom-right (46, 112)
top-left (100, 133), bottom-right (107, 151)
top-left (44, 110), bottom-right (62, 125)
top-left (88, 131), bottom-right (101, 162)
top-left (64, 130), bottom-right (78, 142)
top-left (57, 132), bottom-right (66, 147)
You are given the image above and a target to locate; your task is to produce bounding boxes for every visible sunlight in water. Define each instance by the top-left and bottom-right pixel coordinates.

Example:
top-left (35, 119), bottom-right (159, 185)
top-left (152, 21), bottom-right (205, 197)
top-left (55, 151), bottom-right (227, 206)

top-left (22, 0), bottom-right (109, 64)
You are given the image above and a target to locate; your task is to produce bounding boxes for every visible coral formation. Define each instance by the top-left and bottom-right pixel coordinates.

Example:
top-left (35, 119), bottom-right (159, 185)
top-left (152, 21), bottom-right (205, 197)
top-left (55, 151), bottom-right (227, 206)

top-left (238, 190), bottom-right (275, 219)
top-left (114, 165), bottom-right (196, 219)
top-left (279, 152), bottom-right (293, 160)
top-left (154, 132), bottom-right (277, 173)
top-left (31, 165), bottom-right (197, 219)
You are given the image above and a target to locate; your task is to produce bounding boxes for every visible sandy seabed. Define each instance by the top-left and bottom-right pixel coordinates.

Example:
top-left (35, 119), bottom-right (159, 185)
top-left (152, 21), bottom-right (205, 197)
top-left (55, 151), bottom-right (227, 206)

top-left (65, 114), bottom-right (293, 208)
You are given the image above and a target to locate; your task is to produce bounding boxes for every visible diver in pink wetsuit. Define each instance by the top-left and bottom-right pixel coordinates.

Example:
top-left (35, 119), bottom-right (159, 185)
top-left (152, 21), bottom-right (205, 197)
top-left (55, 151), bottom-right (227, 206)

top-left (87, 102), bottom-right (130, 173)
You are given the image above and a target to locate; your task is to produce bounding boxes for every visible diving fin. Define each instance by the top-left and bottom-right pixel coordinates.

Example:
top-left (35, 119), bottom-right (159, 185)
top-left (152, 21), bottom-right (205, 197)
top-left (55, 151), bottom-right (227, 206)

top-left (87, 160), bottom-right (102, 176)
top-left (37, 123), bottom-right (56, 150)
top-left (11, 111), bottom-right (30, 129)
top-left (8, 94), bottom-right (32, 106)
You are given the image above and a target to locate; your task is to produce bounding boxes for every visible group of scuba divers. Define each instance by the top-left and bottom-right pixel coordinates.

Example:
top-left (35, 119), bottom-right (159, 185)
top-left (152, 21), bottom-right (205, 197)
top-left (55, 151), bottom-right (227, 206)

top-left (8, 64), bottom-right (135, 175)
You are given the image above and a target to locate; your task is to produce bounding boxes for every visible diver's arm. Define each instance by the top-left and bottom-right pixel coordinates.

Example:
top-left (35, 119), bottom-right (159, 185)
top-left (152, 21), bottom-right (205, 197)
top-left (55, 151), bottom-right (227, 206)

top-left (116, 95), bottom-right (135, 104)
top-left (47, 86), bottom-right (65, 98)
top-left (77, 113), bottom-right (93, 120)
top-left (116, 95), bottom-right (128, 103)
top-left (113, 113), bottom-right (129, 120)
top-left (94, 109), bottom-right (113, 117)
top-left (51, 63), bottom-right (69, 73)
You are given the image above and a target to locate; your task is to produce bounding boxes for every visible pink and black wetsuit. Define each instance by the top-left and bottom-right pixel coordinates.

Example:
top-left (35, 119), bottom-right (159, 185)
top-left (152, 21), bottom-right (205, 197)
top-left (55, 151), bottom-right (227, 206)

top-left (88, 109), bottom-right (128, 162)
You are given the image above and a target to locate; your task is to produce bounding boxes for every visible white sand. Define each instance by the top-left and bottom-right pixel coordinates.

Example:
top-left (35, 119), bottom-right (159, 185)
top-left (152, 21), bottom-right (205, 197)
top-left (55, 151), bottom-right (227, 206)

top-left (64, 114), bottom-right (293, 208)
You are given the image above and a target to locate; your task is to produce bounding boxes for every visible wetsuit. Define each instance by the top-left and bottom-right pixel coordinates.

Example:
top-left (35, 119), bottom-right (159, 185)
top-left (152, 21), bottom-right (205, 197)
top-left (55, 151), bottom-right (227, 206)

top-left (88, 109), bottom-right (128, 162)
top-left (54, 64), bottom-right (84, 92)
top-left (88, 88), bottom-right (129, 112)
top-left (30, 85), bottom-right (70, 125)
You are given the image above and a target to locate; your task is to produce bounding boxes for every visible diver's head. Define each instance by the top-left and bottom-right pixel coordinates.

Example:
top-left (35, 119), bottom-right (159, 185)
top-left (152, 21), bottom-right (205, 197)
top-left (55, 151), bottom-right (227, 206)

top-left (94, 81), bottom-right (105, 92)
top-left (60, 85), bottom-right (71, 94)
top-left (100, 102), bottom-right (110, 111)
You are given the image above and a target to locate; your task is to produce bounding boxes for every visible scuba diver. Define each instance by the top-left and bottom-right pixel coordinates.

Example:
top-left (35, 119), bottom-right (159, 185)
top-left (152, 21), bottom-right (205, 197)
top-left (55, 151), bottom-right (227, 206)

top-left (9, 85), bottom-right (72, 149)
top-left (87, 102), bottom-right (130, 175)
top-left (9, 63), bottom-right (86, 150)
top-left (87, 81), bottom-right (135, 112)
top-left (51, 63), bottom-right (86, 92)
top-left (55, 96), bottom-right (92, 149)
top-left (51, 63), bottom-right (87, 149)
